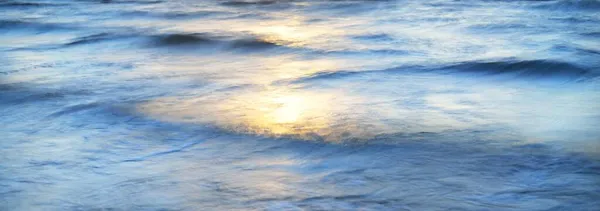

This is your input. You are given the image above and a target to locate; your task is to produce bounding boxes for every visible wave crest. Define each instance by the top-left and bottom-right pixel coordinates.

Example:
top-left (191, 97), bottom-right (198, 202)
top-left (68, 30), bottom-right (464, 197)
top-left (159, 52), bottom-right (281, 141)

top-left (446, 59), bottom-right (591, 78)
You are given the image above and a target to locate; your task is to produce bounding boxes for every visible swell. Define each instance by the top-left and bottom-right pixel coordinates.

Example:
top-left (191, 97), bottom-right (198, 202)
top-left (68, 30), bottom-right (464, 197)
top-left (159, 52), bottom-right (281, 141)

top-left (533, 0), bottom-right (600, 11)
top-left (228, 38), bottom-right (281, 50)
top-left (290, 59), bottom-right (592, 83)
top-left (0, 20), bottom-right (71, 31)
top-left (221, 0), bottom-right (280, 6)
top-left (445, 59), bottom-right (591, 78)
top-left (467, 23), bottom-right (539, 34)
top-left (151, 33), bottom-right (215, 46)
top-left (326, 49), bottom-right (410, 56)
top-left (119, 10), bottom-right (229, 19)
top-left (351, 33), bottom-right (395, 42)
top-left (47, 102), bottom-right (102, 118)
top-left (0, 83), bottom-right (92, 105)
top-left (0, 1), bottom-right (64, 7)
top-left (98, 0), bottom-right (163, 4)
top-left (60, 32), bottom-right (283, 51)
top-left (151, 33), bottom-right (281, 50)
top-left (289, 70), bottom-right (365, 83)
top-left (581, 32), bottom-right (600, 38)
top-left (64, 33), bottom-right (130, 46)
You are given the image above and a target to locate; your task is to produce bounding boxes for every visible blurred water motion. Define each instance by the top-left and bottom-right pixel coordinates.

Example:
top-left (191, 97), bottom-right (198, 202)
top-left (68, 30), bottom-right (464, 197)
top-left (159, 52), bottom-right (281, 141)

top-left (1, 0), bottom-right (600, 210)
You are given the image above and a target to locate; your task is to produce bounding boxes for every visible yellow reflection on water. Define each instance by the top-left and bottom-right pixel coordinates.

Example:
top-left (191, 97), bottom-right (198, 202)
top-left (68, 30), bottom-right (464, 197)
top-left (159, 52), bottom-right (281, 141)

top-left (227, 88), bottom-right (335, 136)
top-left (240, 14), bottom-right (345, 48)
top-left (269, 95), bottom-right (303, 124)
top-left (139, 87), bottom-right (345, 139)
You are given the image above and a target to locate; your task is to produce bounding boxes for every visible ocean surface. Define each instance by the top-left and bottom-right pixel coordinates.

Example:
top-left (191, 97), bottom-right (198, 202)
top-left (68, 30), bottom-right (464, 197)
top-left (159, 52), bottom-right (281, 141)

top-left (1, 0), bottom-right (600, 210)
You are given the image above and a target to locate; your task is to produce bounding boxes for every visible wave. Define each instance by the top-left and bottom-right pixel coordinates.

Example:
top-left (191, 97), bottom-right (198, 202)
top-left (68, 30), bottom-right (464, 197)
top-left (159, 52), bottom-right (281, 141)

top-left (576, 48), bottom-right (600, 55)
top-left (99, 0), bottom-right (163, 4)
top-left (445, 59), bottom-right (591, 78)
top-left (0, 84), bottom-right (90, 105)
top-left (289, 59), bottom-right (592, 83)
top-left (47, 102), bottom-right (102, 118)
top-left (467, 23), bottom-right (535, 33)
top-left (533, 0), bottom-right (600, 11)
top-left (581, 31), bottom-right (600, 38)
top-left (351, 33), bottom-right (395, 42)
top-left (552, 44), bottom-right (600, 56)
top-left (152, 33), bottom-right (280, 49)
top-left (151, 33), bottom-right (215, 46)
top-left (64, 33), bottom-right (126, 46)
top-left (119, 10), bottom-right (229, 19)
top-left (149, 33), bottom-right (283, 50)
top-left (0, 1), bottom-right (62, 7)
top-left (62, 32), bottom-right (209, 47)
top-left (59, 32), bottom-right (284, 52)
top-left (229, 38), bottom-right (280, 49)
top-left (291, 70), bottom-right (364, 83)
top-left (309, 0), bottom-right (396, 15)
top-left (326, 49), bottom-right (410, 56)
top-left (221, 0), bottom-right (280, 6)
top-left (0, 20), bottom-right (70, 31)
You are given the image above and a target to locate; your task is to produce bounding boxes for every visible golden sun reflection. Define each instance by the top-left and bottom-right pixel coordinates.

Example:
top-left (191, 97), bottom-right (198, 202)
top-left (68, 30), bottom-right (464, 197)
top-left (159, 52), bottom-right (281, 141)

top-left (213, 88), bottom-right (338, 137)
top-left (138, 87), bottom-right (345, 139)
top-left (269, 95), bottom-right (304, 124)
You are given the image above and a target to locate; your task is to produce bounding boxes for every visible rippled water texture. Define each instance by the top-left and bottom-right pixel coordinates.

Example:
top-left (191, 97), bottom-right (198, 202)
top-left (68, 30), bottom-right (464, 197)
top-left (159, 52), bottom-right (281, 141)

top-left (1, 0), bottom-right (600, 210)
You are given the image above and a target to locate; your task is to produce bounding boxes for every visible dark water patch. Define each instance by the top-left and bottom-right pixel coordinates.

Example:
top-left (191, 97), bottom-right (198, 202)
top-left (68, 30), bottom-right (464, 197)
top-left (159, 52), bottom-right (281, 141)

top-left (285, 64), bottom-right (427, 84)
top-left (120, 10), bottom-right (229, 19)
top-left (47, 102), bottom-right (102, 118)
top-left (0, 87), bottom-right (66, 105)
top-left (467, 23), bottom-right (537, 33)
top-left (368, 49), bottom-right (410, 55)
top-left (219, 12), bottom-right (273, 20)
top-left (289, 70), bottom-right (364, 83)
top-left (311, 0), bottom-right (395, 14)
top-left (64, 33), bottom-right (128, 46)
top-left (0, 20), bottom-right (41, 29)
top-left (424, 1), bottom-right (482, 8)
top-left (316, 2), bottom-right (365, 11)
top-left (28, 160), bottom-right (66, 167)
top-left (0, 1), bottom-right (64, 7)
top-left (549, 16), bottom-right (600, 24)
top-left (0, 2), bottom-right (41, 7)
top-left (576, 48), bottom-right (600, 55)
top-left (443, 59), bottom-right (591, 78)
top-left (2, 91), bottom-right (65, 104)
top-left (0, 83), bottom-right (93, 105)
top-left (581, 31), bottom-right (600, 38)
top-left (221, 0), bottom-right (279, 7)
top-left (551, 44), bottom-right (600, 56)
top-left (99, 0), bottom-right (163, 4)
top-left (351, 33), bottom-right (395, 42)
top-left (57, 31), bottom-right (285, 50)
top-left (330, 49), bottom-right (410, 56)
top-left (121, 140), bottom-right (204, 163)
top-left (151, 33), bottom-right (215, 46)
top-left (534, 0), bottom-right (600, 11)
top-left (150, 32), bottom-right (285, 50)
top-left (229, 38), bottom-right (280, 50)
top-left (221, 0), bottom-right (297, 11)
top-left (0, 19), bottom-right (73, 32)
top-left (0, 189), bottom-right (22, 196)
top-left (288, 59), bottom-right (593, 84)
top-left (63, 32), bottom-right (218, 48)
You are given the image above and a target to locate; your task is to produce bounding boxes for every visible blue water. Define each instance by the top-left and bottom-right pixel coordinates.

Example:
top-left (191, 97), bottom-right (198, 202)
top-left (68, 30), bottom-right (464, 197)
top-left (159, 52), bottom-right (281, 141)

top-left (1, 0), bottom-right (600, 210)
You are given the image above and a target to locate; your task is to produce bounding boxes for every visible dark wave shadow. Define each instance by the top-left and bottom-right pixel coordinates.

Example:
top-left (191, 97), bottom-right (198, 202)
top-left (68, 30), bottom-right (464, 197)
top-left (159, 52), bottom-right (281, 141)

top-left (287, 59), bottom-right (595, 84)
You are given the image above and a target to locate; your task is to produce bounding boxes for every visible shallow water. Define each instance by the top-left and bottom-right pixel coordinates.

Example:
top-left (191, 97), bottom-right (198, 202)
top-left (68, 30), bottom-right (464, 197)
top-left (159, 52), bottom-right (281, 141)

top-left (1, 0), bottom-right (600, 210)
